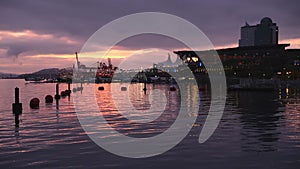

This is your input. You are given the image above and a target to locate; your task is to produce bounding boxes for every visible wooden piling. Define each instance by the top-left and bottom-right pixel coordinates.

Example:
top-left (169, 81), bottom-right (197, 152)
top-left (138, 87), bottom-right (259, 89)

top-left (68, 81), bottom-right (71, 91)
top-left (15, 87), bottom-right (19, 103)
top-left (143, 82), bottom-right (147, 91)
top-left (55, 83), bottom-right (61, 100)
top-left (12, 87), bottom-right (22, 127)
top-left (66, 81), bottom-right (71, 96)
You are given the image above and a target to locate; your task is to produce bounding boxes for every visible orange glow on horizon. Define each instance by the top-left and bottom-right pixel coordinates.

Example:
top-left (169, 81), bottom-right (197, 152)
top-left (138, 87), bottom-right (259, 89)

top-left (78, 48), bottom-right (161, 60)
top-left (20, 37), bottom-right (300, 63)
top-left (214, 43), bottom-right (237, 50)
top-left (213, 38), bottom-right (300, 49)
top-left (27, 54), bottom-right (75, 59)
top-left (280, 38), bottom-right (300, 48)
top-left (2, 29), bottom-right (300, 74)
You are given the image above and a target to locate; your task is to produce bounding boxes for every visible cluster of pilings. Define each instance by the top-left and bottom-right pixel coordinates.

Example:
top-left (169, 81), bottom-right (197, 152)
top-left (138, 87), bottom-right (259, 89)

top-left (96, 83), bottom-right (177, 92)
top-left (12, 82), bottom-right (177, 128)
top-left (72, 83), bottom-right (83, 93)
top-left (12, 82), bottom-right (73, 128)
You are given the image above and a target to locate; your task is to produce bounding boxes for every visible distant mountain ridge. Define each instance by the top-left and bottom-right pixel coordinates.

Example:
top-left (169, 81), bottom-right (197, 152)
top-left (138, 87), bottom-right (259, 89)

top-left (0, 72), bottom-right (19, 79)
top-left (32, 68), bottom-right (60, 75)
top-left (18, 68), bottom-right (73, 80)
top-left (1, 68), bottom-right (73, 80)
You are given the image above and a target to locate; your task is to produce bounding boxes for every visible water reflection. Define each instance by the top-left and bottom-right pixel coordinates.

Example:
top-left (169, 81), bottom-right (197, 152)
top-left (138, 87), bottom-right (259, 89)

top-left (233, 88), bottom-right (300, 152)
top-left (0, 80), bottom-right (300, 168)
top-left (280, 88), bottom-right (300, 145)
top-left (235, 91), bottom-right (283, 152)
top-left (95, 83), bottom-right (182, 138)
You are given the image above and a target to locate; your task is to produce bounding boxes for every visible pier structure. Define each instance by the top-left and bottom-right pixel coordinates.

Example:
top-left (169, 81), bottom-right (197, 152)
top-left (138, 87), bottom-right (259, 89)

top-left (174, 17), bottom-right (300, 81)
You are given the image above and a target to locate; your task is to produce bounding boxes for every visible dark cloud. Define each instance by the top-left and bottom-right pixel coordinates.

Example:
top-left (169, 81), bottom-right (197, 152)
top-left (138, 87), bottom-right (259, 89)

top-left (113, 34), bottom-right (189, 51)
top-left (0, 0), bottom-right (300, 57)
top-left (0, 32), bottom-right (81, 57)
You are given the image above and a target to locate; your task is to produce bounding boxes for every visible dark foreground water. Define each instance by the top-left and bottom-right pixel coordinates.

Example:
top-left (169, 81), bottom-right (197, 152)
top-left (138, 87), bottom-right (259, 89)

top-left (0, 79), bottom-right (299, 169)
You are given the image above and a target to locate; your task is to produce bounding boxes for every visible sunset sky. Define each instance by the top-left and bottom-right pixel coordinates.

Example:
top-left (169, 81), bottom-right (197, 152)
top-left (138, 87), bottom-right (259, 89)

top-left (1, 0), bottom-right (300, 74)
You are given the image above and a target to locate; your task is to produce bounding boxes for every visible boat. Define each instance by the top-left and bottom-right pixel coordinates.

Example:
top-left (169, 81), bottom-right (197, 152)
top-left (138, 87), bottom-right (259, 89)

top-left (73, 52), bottom-right (118, 83)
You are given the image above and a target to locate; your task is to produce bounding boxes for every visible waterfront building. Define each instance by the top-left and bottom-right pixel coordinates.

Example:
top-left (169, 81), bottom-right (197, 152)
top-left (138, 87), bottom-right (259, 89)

top-left (239, 17), bottom-right (278, 47)
top-left (174, 17), bottom-right (300, 80)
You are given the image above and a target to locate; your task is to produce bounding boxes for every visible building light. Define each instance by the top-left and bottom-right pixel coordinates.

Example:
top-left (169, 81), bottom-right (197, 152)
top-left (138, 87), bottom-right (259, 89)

top-left (192, 57), bottom-right (199, 62)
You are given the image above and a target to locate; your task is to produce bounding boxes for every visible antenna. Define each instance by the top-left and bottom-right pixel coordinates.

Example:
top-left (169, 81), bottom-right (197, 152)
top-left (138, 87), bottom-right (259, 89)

top-left (108, 58), bottom-right (112, 69)
top-left (75, 52), bottom-right (79, 68)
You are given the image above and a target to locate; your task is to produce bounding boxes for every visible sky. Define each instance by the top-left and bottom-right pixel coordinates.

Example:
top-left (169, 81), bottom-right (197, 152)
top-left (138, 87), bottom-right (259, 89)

top-left (0, 0), bottom-right (300, 74)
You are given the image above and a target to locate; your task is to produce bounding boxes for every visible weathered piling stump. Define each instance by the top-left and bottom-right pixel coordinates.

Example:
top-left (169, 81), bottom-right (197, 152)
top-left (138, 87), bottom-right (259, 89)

top-left (30, 98), bottom-right (40, 109)
top-left (170, 86), bottom-right (176, 91)
top-left (12, 87), bottom-right (22, 127)
top-left (45, 95), bottom-right (53, 103)
top-left (76, 83), bottom-right (83, 91)
top-left (60, 91), bottom-right (67, 97)
top-left (65, 89), bottom-right (71, 96)
top-left (72, 88), bottom-right (77, 92)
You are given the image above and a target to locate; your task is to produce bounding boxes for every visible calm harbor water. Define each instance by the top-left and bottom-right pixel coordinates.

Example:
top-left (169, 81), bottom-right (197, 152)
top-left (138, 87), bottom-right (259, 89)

top-left (0, 79), bottom-right (299, 169)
